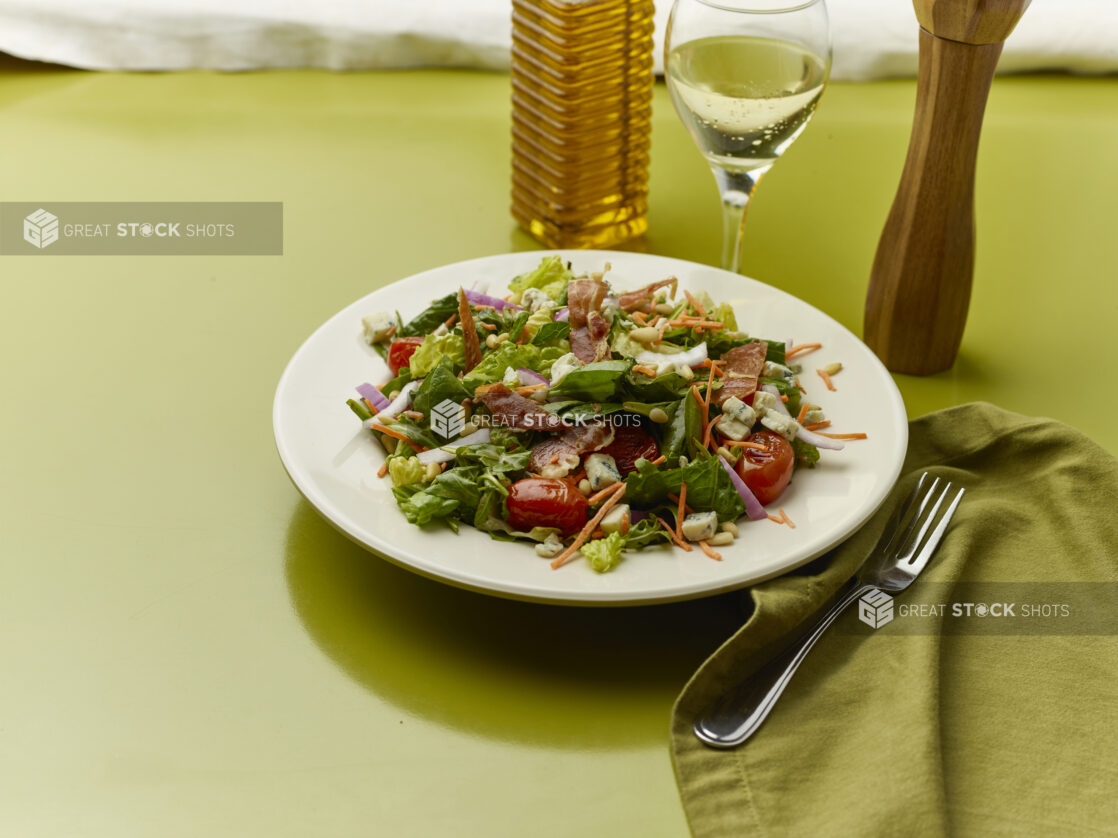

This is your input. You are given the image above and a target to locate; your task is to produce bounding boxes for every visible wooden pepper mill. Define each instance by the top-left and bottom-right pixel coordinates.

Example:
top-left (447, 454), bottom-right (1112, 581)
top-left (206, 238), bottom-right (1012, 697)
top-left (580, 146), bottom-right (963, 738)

top-left (864, 0), bottom-right (1031, 375)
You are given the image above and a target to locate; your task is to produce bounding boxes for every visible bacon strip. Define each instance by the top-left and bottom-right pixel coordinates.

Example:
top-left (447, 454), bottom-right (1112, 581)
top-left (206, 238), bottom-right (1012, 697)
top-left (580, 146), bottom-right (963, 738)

top-left (712, 340), bottom-right (767, 407)
top-left (527, 420), bottom-right (615, 475)
top-left (617, 277), bottom-right (678, 314)
top-left (567, 277), bottom-right (611, 363)
top-left (474, 382), bottom-right (563, 431)
top-left (458, 288), bottom-right (482, 372)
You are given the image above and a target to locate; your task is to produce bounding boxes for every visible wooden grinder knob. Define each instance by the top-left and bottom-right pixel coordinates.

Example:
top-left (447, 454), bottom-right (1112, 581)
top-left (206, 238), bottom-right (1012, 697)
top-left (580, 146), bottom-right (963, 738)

top-left (864, 0), bottom-right (1031, 375)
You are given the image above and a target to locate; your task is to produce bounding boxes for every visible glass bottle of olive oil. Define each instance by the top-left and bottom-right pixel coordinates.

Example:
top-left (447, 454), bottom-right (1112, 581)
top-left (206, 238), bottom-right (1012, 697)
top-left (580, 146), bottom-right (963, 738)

top-left (511, 0), bottom-right (655, 248)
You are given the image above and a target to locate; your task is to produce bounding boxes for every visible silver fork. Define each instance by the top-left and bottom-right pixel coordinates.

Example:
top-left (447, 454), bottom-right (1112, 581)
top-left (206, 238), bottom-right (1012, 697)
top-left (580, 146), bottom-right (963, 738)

top-left (694, 472), bottom-right (965, 749)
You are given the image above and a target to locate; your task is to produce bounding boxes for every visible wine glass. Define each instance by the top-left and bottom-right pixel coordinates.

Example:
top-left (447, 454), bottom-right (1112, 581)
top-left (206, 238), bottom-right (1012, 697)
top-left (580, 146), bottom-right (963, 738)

top-left (665, 0), bottom-right (831, 274)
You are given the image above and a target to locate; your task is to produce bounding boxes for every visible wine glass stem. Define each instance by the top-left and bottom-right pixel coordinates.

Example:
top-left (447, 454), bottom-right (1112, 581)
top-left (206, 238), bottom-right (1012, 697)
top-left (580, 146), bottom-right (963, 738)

top-left (714, 166), bottom-right (770, 274)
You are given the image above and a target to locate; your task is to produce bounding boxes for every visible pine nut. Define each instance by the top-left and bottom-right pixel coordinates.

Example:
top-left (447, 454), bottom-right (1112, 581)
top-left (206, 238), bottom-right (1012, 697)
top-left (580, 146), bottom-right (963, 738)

top-left (720, 521), bottom-right (739, 538)
top-left (648, 407), bottom-right (669, 424)
top-left (823, 362), bottom-right (843, 376)
top-left (709, 532), bottom-right (734, 547)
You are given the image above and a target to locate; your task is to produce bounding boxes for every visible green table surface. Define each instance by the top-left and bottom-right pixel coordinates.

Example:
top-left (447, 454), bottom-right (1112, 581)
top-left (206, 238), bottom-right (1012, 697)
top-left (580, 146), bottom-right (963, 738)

top-left (2, 55), bottom-right (1116, 837)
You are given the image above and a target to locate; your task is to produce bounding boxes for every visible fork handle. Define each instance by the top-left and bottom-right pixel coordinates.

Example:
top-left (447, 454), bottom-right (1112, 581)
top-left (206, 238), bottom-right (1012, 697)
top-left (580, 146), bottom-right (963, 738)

top-left (694, 579), bottom-right (874, 749)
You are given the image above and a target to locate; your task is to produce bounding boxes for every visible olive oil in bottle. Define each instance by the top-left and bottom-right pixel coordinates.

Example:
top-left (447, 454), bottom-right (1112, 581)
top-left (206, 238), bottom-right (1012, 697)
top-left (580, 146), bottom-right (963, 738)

top-left (511, 0), bottom-right (655, 248)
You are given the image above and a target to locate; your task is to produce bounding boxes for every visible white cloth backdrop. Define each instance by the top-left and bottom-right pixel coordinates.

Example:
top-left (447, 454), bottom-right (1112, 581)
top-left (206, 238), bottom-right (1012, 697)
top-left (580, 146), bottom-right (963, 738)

top-left (0, 0), bottom-right (1115, 79)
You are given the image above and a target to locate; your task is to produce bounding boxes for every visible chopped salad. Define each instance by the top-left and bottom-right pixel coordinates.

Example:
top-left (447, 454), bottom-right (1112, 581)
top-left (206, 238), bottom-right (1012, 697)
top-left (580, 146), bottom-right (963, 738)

top-left (347, 257), bottom-right (865, 573)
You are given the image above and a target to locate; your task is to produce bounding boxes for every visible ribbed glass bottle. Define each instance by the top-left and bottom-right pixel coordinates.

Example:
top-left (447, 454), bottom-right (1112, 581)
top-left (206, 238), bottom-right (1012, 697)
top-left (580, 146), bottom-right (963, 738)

top-left (511, 0), bottom-right (655, 248)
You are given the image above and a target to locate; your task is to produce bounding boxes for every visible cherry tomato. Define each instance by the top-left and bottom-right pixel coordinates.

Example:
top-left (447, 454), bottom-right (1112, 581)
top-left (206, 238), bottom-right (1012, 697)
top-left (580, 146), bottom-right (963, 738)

top-left (387, 336), bottom-right (425, 375)
top-left (736, 431), bottom-right (794, 505)
top-left (506, 478), bottom-right (589, 536)
top-left (598, 419), bottom-right (659, 475)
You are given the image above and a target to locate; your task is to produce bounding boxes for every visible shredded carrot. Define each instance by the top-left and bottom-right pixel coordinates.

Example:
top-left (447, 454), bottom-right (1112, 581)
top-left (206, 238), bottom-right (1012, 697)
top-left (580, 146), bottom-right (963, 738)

top-left (796, 402), bottom-right (810, 424)
top-left (804, 420), bottom-right (831, 431)
top-left (780, 508), bottom-right (796, 529)
top-left (632, 310), bottom-right (648, 325)
top-left (472, 304), bottom-right (497, 311)
top-left (817, 368), bottom-right (836, 391)
top-left (515, 383), bottom-right (548, 394)
top-left (443, 313), bottom-right (458, 328)
top-left (722, 440), bottom-right (767, 451)
top-left (698, 540), bottom-right (723, 561)
top-left (683, 289), bottom-right (708, 319)
top-left (650, 455), bottom-right (666, 465)
top-left (655, 515), bottom-right (694, 552)
top-left (479, 322), bottom-right (498, 331)
top-left (785, 342), bottom-right (821, 360)
top-left (384, 325), bottom-right (397, 339)
top-left (703, 361), bottom-right (718, 412)
top-left (675, 483), bottom-right (689, 540)
top-left (362, 397), bottom-right (376, 413)
top-left (817, 432), bottom-right (868, 440)
top-left (369, 423), bottom-right (423, 452)
top-left (620, 515), bottom-right (630, 536)
top-left (702, 414), bottom-right (720, 449)
top-left (587, 482), bottom-right (623, 506)
top-left (669, 319), bottom-right (724, 329)
top-left (376, 462), bottom-right (389, 479)
top-left (403, 410), bottom-right (424, 420)
top-left (551, 484), bottom-right (627, 569)
top-left (768, 514), bottom-right (784, 524)
top-left (780, 394), bottom-right (789, 402)
top-left (690, 386), bottom-right (708, 431)
top-left (591, 529), bottom-right (605, 540)
top-left (656, 319), bottom-right (668, 343)
top-left (666, 492), bottom-right (695, 515)
top-left (632, 364), bottom-right (659, 377)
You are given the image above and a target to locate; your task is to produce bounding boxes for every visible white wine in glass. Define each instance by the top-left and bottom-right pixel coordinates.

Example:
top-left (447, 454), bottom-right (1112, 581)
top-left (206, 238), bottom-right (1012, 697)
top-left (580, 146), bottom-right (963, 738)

top-left (666, 0), bottom-right (831, 273)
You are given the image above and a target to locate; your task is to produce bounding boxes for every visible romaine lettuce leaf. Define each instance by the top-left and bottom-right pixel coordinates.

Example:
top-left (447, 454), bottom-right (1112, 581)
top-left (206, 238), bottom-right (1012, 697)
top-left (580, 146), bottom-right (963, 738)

top-left (508, 255), bottom-right (573, 302)
top-left (409, 332), bottom-right (465, 377)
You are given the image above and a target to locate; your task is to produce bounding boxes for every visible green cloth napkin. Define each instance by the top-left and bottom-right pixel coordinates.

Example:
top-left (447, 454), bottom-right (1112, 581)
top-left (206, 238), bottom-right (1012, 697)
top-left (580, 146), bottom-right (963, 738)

top-left (670, 403), bottom-right (1118, 837)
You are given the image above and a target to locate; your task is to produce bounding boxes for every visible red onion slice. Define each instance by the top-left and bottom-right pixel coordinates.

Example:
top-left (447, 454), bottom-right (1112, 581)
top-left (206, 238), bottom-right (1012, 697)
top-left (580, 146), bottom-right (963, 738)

top-left (719, 455), bottom-right (767, 521)
top-left (356, 382), bottom-right (390, 411)
top-left (517, 368), bottom-right (549, 386)
top-left (463, 289), bottom-right (522, 311)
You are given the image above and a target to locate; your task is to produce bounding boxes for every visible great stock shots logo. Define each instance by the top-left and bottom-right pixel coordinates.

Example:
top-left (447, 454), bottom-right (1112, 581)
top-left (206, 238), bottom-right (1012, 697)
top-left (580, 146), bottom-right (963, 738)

top-left (3, 202), bottom-right (283, 254)
top-left (858, 588), bottom-right (895, 629)
top-left (23, 209), bottom-right (59, 249)
top-left (430, 399), bottom-right (466, 440)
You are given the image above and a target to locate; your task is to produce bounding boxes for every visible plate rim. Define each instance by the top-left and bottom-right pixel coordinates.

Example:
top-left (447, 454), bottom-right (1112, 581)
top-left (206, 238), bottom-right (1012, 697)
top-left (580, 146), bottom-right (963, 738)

top-left (273, 249), bottom-right (908, 606)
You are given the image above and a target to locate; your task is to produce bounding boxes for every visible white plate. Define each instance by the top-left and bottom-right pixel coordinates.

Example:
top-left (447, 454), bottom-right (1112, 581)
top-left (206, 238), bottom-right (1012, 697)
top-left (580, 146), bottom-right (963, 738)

top-left (273, 251), bottom-right (907, 605)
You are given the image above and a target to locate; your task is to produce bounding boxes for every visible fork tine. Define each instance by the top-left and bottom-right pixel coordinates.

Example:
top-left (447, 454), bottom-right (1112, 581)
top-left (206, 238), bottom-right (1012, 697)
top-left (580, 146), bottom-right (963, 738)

top-left (905, 486), bottom-right (965, 572)
top-left (884, 475), bottom-right (941, 560)
top-left (877, 472), bottom-right (931, 557)
top-left (896, 480), bottom-right (951, 565)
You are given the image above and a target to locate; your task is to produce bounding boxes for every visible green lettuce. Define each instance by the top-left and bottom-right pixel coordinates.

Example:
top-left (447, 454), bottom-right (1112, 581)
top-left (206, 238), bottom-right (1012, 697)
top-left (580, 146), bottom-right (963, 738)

top-left (409, 332), bottom-right (465, 377)
top-left (530, 320), bottom-right (570, 346)
top-left (387, 456), bottom-right (425, 487)
top-left (582, 532), bottom-right (624, 574)
top-left (412, 357), bottom-right (470, 416)
top-left (398, 293), bottom-right (459, 337)
top-left (461, 343), bottom-right (564, 390)
top-left (549, 359), bottom-right (631, 402)
top-left (508, 255), bottom-right (573, 303)
top-left (623, 454), bottom-right (746, 523)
